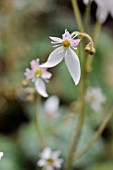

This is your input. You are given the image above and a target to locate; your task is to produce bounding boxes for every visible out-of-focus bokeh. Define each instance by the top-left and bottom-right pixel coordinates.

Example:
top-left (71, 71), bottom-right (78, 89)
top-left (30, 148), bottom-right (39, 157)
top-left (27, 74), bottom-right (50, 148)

top-left (0, 0), bottom-right (113, 170)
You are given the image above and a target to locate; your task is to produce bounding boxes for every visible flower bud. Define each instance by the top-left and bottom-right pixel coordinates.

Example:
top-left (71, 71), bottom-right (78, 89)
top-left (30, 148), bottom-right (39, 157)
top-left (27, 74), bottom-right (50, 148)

top-left (22, 80), bottom-right (29, 87)
top-left (85, 42), bottom-right (96, 56)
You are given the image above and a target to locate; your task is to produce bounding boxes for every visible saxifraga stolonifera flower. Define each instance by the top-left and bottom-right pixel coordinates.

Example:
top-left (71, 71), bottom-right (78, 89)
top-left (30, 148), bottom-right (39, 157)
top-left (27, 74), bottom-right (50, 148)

top-left (37, 147), bottom-right (63, 170)
top-left (41, 29), bottom-right (81, 85)
top-left (24, 59), bottom-right (52, 97)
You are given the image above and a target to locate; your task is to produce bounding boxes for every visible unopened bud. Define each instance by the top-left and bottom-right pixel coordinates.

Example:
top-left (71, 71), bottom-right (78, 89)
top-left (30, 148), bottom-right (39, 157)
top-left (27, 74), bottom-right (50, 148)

top-left (85, 43), bottom-right (96, 56)
top-left (22, 80), bottom-right (29, 87)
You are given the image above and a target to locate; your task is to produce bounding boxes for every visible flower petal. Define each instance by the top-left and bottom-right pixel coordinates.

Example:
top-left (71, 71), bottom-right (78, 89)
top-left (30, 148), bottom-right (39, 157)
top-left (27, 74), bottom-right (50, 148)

top-left (24, 68), bottom-right (33, 79)
top-left (42, 68), bottom-right (52, 79)
top-left (40, 47), bottom-right (64, 68)
top-left (35, 78), bottom-right (48, 97)
top-left (71, 39), bottom-right (81, 48)
top-left (31, 59), bottom-right (39, 69)
top-left (50, 37), bottom-right (62, 43)
top-left (37, 159), bottom-right (46, 167)
top-left (62, 30), bottom-right (71, 40)
top-left (40, 147), bottom-right (52, 159)
top-left (65, 48), bottom-right (81, 85)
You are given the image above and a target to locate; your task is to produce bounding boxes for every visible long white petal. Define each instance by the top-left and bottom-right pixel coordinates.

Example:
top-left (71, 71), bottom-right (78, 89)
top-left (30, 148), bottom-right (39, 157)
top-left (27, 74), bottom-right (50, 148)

top-left (40, 47), bottom-right (64, 68)
top-left (65, 48), bottom-right (81, 85)
top-left (35, 78), bottom-right (48, 97)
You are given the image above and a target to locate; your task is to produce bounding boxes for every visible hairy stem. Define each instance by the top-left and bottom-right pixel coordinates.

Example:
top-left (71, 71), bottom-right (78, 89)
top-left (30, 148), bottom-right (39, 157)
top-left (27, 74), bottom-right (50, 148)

top-left (71, 0), bottom-right (84, 32)
top-left (75, 105), bottom-right (113, 159)
top-left (93, 18), bottom-right (102, 46)
top-left (34, 95), bottom-right (45, 150)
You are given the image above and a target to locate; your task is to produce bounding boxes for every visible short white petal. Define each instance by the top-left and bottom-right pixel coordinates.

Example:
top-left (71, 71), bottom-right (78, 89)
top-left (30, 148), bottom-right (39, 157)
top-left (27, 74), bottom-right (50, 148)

top-left (40, 47), bottom-right (64, 68)
top-left (65, 48), bottom-right (81, 85)
top-left (37, 159), bottom-right (46, 167)
top-left (35, 78), bottom-right (48, 97)
top-left (40, 147), bottom-right (52, 159)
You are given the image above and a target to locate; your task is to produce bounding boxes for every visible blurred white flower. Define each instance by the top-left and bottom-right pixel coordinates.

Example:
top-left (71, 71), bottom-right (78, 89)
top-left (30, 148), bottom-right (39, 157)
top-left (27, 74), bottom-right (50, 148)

top-left (85, 87), bottom-right (106, 112)
top-left (37, 147), bottom-right (63, 170)
top-left (0, 152), bottom-right (4, 160)
top-left (41, 29), bottom-right (81, 85)
top-left (44, 95), bottom-right (60, 120)
top-left (83, 0), bottom-right (113, 23)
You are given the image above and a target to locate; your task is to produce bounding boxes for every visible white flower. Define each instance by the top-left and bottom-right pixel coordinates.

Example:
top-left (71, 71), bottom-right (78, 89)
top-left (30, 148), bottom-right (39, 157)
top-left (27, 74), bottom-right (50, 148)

top-left (37, 147), bottom-right (63, 170)
top-left (44, 95), bottom-right (60, 120)
top-left (83, 0), bottom-right (113, 23)
top-left (0, 152), bottom-right (4, 160)
top-left (41, 29), bottom-right (81, 85)
top-left (85, 87), bottom-right (106, 112)
top-left (24, 59), bottom-right (52, 97)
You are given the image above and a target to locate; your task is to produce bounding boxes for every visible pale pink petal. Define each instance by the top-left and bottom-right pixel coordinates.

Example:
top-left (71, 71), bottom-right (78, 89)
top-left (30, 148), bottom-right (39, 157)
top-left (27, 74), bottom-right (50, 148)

top-left (40, 47), bottom-right (64, 68)
top-left (65, 48), bottom-right (81, 85)
top-left (31, 59), bottom-right (39, 69)
top-left (47, 165), bottom-right (53, 170)
top-left (24, 68), bottom-right (33, 79)
top-left (42, 69), bottom-right (52, 79)
top-left (52, 151), bottom-right (61, 159)
top-left (53, 159), bottom-right (63, 168)
top-left (62, 30), bottom-right (71, 40)
top-left (37, 159), bottom-right (46, 167)
top-left (35, 78), bottom-right (48, 97)
top-left (50, 37), bottom-right (62, 43)
top-left (71, 39), bottom-right (81, 48)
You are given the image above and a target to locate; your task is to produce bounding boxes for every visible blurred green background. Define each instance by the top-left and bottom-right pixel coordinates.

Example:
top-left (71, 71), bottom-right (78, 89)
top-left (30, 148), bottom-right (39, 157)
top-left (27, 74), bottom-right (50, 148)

top-left (0, 0), bottom-right (113, 170)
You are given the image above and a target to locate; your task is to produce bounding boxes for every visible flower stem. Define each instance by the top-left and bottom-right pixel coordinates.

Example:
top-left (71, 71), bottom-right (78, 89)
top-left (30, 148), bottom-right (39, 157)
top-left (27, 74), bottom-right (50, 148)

top-left (71, 31), bottom-right (94, 46)
top-left (93, 18), bottom-right (102, 46)
top-left (34, 94), bottom-right (45, 150)
top-left (71, 0), bottom-right (84, 32)
top-left (65, 42), bottom-right (87, 170)
top-left (75, 105), bottom-right (113, 160)
top-left (84, 0), bottom-right (91, 33)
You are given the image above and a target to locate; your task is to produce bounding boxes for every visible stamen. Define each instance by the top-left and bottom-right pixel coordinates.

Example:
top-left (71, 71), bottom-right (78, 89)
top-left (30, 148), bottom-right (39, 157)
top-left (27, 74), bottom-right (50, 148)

top-left (62, 39), bottom-right (71, 47)
top-left (35, 69), bottom-right (42, 76)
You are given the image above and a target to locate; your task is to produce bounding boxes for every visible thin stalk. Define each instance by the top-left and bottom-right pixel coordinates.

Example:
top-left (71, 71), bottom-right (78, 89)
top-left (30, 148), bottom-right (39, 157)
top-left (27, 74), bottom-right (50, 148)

top-left (71, 0), bottom-right (84, 32)
top-left (34, 94), bottom-right (45, 150)
top-left (65, 42), bottom-right (85, 170)
top-left (75, 105), bottom-right (113, 159)
top-left (93, 18), bottom-right (102, 46)
top-left (85, 0), bottom-right (91, 33)
top-left (71, 31), bottom-right (94, 46)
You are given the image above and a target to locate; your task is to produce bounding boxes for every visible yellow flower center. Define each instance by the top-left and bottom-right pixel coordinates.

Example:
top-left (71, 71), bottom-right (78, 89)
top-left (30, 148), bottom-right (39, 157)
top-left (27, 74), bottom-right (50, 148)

top-left (62, 39), bottom-right (71, 47)
top-left (47, 158), bottom-right (54, 165)
top-left (35, 69), bottom-right (42, 76)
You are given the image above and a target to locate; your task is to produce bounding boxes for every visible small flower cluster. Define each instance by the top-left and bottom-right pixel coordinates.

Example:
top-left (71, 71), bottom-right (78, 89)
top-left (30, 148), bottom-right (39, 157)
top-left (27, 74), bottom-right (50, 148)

top-left (24, 30), bottom-right (81, 97)
top-left (83, 0), bottom-right (113, 23)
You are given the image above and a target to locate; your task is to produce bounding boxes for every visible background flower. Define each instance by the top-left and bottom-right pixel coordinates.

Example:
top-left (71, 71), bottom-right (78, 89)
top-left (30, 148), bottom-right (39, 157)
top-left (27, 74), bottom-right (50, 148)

top-left (24, 59), bottom-right (52, 97)
top-left (37, 147), bottom-right (63, 170)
